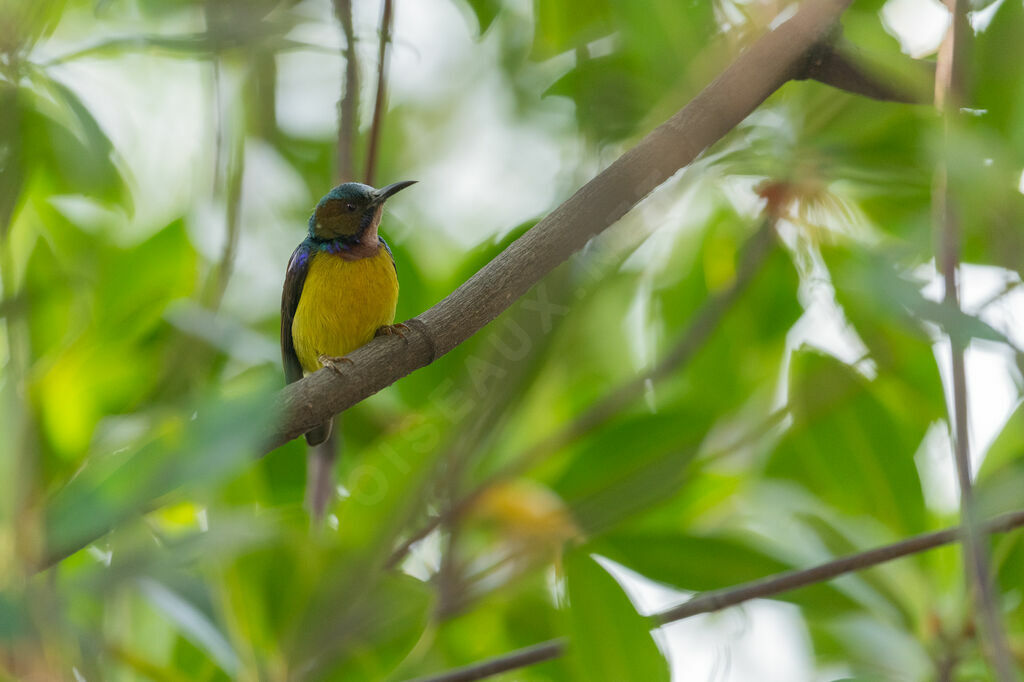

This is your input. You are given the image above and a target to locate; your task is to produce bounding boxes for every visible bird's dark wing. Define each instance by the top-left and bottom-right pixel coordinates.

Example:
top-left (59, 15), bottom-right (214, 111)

top-left (379, 236), bottom-right (397, 275)
top-left (281, 241), bottom-right (314, 384)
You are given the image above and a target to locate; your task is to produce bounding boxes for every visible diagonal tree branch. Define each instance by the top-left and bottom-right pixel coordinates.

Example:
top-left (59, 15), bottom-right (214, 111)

top-left (262, 0), bottom-right (856, 455)
top-left (410, 509), bottom-right (1024, 682)
top-left (933, 1), bottom-right (1016, 679)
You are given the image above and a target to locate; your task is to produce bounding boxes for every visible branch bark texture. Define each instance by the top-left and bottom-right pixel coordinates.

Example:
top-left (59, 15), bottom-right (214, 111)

top-left (263, 0), bottom-right (855, 454)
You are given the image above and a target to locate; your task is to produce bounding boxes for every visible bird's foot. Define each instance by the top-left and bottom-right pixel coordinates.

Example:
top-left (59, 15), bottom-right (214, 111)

top-left (375, 323), bottom-right (410, 340)
top-left (318, 353), bottom-right (354, 375)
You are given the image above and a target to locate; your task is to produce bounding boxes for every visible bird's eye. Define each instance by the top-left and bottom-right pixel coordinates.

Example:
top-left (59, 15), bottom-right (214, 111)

top-left (346, 203), bottom-right (357, 212)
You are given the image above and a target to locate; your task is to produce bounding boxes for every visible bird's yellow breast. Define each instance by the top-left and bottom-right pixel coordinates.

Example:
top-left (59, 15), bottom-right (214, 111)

top-left (291, 247), bottom-right (398, 373)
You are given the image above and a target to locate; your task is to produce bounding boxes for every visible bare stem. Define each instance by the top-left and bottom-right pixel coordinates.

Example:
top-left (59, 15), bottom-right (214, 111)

top-left (364, 0), bottom-right (394, 186)
top-left (334, 0), bottom-right (359, 182)
top-left (207, 137), bottom-right (244, 310)
top-left (933, 2), bottom-right (1016, 679)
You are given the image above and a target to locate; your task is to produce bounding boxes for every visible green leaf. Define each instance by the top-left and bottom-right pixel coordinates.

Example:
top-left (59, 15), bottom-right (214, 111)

top-left (564, 550), bottom-right (669, 682)
top-left (20, 79), bottom-right (126, 204)
top-left (556, 416), bottom-right (704, 536)
top-left (96, 219), bottom-right (198, 336)
top-left (827, 249), bottom-right (948, 418)
top-left (596, 531), bottom-right (790, 591)
top-left (538, 0), bottom-right (715, 141)
top-left (975, 400), bottom-right (1024, 518)
top-left (943, 124), bottom-right (1024, 276)
top-left (0, 0), bottom-right (66, 52)
top-left (979, 399), bottom-right (1024, 479)
top-left (767, 350), bottom-right (928, 534)
top-left (545, 53), bottom-right (650, 142)
top-left (554, 413), bottom-right (706, 504)
top-left (138, 578), bottom-right (239, 676)
top-left (24, 239), bottom-right (72, 359)
top-left (593, 530), bottom-right (861, 617)
top-left (531, 0), bottom-right (612, 59)
top-left (43, 387), bottom-right (275, 565)
top-left (973, 0), bottom-right (1024, 157)
top-left (314, 573), bottom-right (433, 682)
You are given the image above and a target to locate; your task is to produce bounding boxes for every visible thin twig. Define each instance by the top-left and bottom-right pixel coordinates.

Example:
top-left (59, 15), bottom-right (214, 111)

top-left (333, 0), bottom-right (359, 182)
top-left (364, 0), bottom-right (394, 186)
top-left (933, 1), bottom-right (1016, 679)
top-left (263, 0), bottom-right (854, 453)
top-left (386, 217), bottom-right (779, 568)
top-left (207, 137), bottom-right (245, 310)
top-left (211, 58), bottom-right (224, 192)
top-left (409, 509), bottom-right (1024, 682)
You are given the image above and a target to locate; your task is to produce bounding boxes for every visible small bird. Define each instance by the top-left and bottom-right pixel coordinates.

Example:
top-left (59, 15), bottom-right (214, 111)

top-left (280, 180), bottom-right (415, 450)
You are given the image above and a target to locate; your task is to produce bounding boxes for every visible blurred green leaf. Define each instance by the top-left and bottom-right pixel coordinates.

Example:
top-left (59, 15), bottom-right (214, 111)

top-left (531, 0), bottom-right (612, 59)
top-left (564, 549), bottom-right (669, 682)
top-left (24, 238), bottom-right (71, 359)
top-left (979, 399), bottom-right (1024, 479)
top-left (826, 248), bottom-right (948, 419)
top-left (0, 0), bottom-right (66, 52)
top-left (546, 54), bottom-right (649, 142)
top-left (941, 121), bottom-right (1024, 276)
top-left (19, 77), bottom-right (126, 205)
top-left (43, 388), bottom-right (274, 565)
top-left (561, 429), bottom-right (702, 536)
top-left (0, 592), bottom-right (28, 640)
top-left (593, 530), bottom-right (861, 617)
top-left (596, 531), bottom-right (790, 591)
top-left (976, 400), bottom-right (1024, 519)
top-left (767, 350), bottom-right (928, 534)
top-left (138, 578), bottom-right (239, 676)
top-left (539, 0), bottom-right (715, 141)
top-left (296, 572), bottom-right (433, 681)
top-left (973, 0), bottom-right (1024, 158)
top-left (555, 413), bottom-right (705, 505)
top-left (96, 219), bottom-right (197, 336)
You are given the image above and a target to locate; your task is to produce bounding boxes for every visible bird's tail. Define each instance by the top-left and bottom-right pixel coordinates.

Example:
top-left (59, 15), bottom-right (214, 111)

top-left (305, 419), bottom-right (338, 523)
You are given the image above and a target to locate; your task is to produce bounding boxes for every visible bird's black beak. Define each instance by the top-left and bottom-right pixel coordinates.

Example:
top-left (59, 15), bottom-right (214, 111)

top-left (372, 180), bottom-right (417, 205)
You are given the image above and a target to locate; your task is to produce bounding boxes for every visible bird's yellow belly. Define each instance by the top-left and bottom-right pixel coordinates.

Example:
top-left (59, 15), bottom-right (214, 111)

top-left (291, 248), bottom-right (398, 373)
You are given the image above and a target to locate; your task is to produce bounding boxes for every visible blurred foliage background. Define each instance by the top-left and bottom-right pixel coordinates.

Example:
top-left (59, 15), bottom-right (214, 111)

top-left (2, 0), bottom-right (1024, 679)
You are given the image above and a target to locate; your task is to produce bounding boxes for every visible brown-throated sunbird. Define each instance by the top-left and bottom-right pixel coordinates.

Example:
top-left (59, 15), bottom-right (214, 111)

top-left (280, 180), bottom-right (415, 451)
